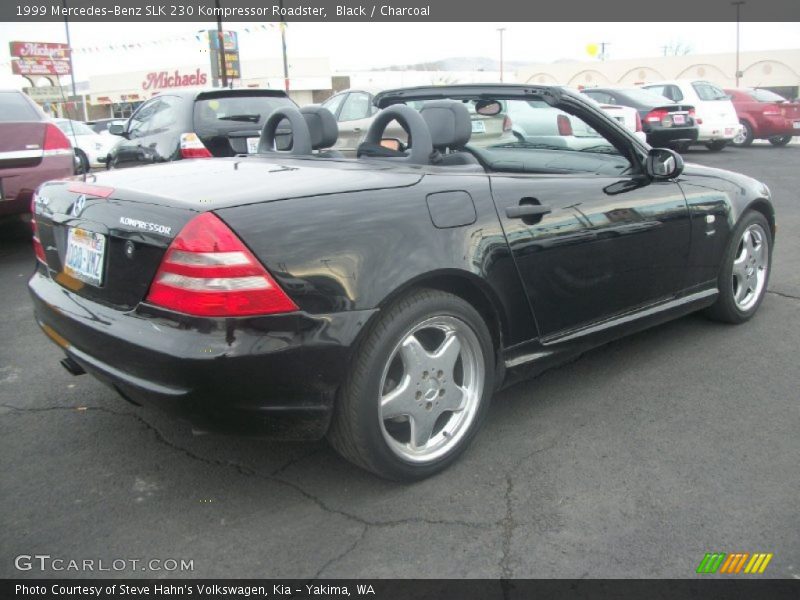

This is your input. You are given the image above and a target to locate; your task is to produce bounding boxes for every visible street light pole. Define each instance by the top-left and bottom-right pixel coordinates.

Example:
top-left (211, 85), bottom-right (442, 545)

top-left (732, 1), bottom-right (745, 87)
top-left (215, 0), bottom-right (228, 88)
top-left (279, 0), bottom-right (289, 91)
top-left (497, 27), bottom-right (506, 83)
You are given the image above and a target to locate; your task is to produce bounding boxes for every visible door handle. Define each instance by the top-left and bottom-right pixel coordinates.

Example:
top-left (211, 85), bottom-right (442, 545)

top-left (505, 205), bottom-right (552, 219)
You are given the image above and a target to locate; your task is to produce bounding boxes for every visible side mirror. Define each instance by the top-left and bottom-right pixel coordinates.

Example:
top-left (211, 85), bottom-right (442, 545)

top-left (645, 147), bottom-right (683, 180)
top-left (108, 123), bottom-right (126, 136)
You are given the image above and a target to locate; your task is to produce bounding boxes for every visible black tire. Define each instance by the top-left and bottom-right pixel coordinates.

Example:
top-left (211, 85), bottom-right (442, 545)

top-left (705, 210), bottom-right (772, 324)
top-left (327, 288), bottom-right (495, 481)
top-left (705, 140), bottom-right (729, 152)
top-left (74, 149), bottom-right (89, 175)
top-left (732, 121), bottom-right (754, 147)
top-left (672, 141), bottom-right (692, 154)
top-left (768, 135), bottom-right (793, 147)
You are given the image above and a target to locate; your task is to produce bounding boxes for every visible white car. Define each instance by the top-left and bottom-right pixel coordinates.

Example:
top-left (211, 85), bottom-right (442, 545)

top-left (53, 118), bottom-right (119, 171)
top-left (640, 80), bottom-right (741, 150)
top-left (580, 94), bottom-right (648, 144)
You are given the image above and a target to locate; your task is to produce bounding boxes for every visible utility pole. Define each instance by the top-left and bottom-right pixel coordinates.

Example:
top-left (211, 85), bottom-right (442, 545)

top-left (497, 27), bottom-right (506, 83)
top-left (279, 0), bottom-right (289, 91)
top-left (215, 0), bottom-right (228, 87)
top-left (599, 42), bottom-right (610, 62)
top-left (60, 0), bottom-right (81, 118)
top-left (732, 1), bottom-right (745, 87)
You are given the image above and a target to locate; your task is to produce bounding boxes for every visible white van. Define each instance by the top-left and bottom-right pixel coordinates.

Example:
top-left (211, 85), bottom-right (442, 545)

top-left (641, 80), bottom-right (741, 151)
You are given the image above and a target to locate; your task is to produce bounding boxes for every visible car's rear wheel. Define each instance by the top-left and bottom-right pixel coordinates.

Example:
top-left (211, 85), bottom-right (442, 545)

top-left (705, 210), bottom-right (772, 324)
top-left (732, 121), bottom-right (753, 147)
top-left (705, 140), bottom-right (729, 151)
top-left (768, 135), bottom-right (793, 147)
top-left (672, 141), bottom-right (692, 153)
top-left (328, 289), bottom-right (494, 480)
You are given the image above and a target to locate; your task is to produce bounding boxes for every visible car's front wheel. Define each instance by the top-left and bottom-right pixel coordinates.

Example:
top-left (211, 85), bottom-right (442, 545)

top-left (328, 289), bottom-right (494, 480)
top-left (732, 121), bottom-right (754, 147)
top-left (705, 210), bottom-right (772, 324)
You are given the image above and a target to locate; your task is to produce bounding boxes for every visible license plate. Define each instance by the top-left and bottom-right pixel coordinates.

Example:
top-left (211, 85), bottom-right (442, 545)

top-left (724, 128), bottom-right (735, 136)
top-left (673, 114), bottom-right (686, 125)
top-left (793, 121), bottom-right (800, 129)
top-left (64, 227), bottom-right (106, 286)
top-left (246, 137), bottom-right (260, 153)
top-left (471, 120), bottom-right (486, 134)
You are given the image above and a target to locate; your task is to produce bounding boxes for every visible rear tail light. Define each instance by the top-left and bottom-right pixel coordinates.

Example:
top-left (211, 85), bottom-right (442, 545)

top-left (502, 115), bottom-right (513, 132)
top-left (146, 212), bottom-right (298, 317)
top-left (645, 108), bottom-right (669, 125)
top-left (180, 133), bottom-right (212, 159)
top-left (763, 104), bottom-right (782, 116)
top-left (634, 112), bottom-right (643, 132)
top-left (42, 123), bottom-right (72, 157)
top-left (30, 193), bottom-right (46, 264)
top-left (556, 114), bottom-right (573, 136)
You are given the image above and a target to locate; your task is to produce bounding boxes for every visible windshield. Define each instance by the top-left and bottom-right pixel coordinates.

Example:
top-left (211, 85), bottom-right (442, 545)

top-left (55, 120), bottom-right (95, 136)
top-left (193, 94), bottom-right (295, 134)
top-left (749, 89), bottom-right (787, 102)
top-left (692, 82), bottom-right (729, 101)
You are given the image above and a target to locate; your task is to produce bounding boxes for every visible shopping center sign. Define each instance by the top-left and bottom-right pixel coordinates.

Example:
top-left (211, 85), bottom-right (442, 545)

top-left (9, 41), bottom-right (71, 76)
top-left (141, 68), bottom-right (208, 90)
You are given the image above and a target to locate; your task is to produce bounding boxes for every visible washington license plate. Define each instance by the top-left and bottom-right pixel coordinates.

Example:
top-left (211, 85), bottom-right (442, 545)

top-left (64, 227), bottom-right (106, 286)
top-left (673, 114), bottom-right (686, 125)
top-left (471, 120), bottom-right (486, 134)
top-left (793, 121), bottom-right (800, 129)
top-left (247, 137), bottom-right (260, 153)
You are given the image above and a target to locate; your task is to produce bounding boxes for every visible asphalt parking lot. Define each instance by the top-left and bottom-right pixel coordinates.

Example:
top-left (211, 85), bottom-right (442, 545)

top-left (1, 144), bottom-right (798, 580)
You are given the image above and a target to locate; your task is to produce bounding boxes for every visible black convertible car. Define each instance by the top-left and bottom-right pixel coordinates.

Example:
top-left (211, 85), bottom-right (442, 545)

top-left (29, 85), bottom-right (775, 480)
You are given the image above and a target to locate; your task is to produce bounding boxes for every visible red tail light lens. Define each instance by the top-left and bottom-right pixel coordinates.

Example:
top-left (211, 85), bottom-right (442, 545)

top-left (502, 115), bottom-right (513, 132)
top-left (30, 193), bottom-right (46, 264)
top-left (556, 114), bottom-right (573, 136)
top-left (43, 123), bottom-right (73, 157)
top-left (645, 108), bottom-right (669, 124)
top-left (763, 104), bottom-right (782, 116)
top-left (180, 133), bottom-right (213, 159)
top-left (635, 112), bottom-right (643, 132)
top-left (146, 212), bottom-right (298, 317)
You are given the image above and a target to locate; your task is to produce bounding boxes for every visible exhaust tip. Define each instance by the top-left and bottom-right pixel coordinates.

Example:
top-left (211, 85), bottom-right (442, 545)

top-left (60, 357), bottom-right (86, 376)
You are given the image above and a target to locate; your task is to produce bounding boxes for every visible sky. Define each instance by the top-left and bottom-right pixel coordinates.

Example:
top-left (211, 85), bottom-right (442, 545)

top-left (1, 21), bottom-right (799, 89)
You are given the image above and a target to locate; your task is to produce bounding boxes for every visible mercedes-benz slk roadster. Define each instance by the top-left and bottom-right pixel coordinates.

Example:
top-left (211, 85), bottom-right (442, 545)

top-left (29, 85), bottom-right (775, 480)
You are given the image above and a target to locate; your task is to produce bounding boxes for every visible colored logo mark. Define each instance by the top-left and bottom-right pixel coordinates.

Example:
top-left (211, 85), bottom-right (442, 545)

top-left (696, 552), bottom-right (773, 574)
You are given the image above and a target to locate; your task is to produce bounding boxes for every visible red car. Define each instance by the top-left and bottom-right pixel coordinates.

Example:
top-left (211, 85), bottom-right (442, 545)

top-left (725, 88), bottom-right (800, 147)
top-left (0, 90), bottom-right (74, 217)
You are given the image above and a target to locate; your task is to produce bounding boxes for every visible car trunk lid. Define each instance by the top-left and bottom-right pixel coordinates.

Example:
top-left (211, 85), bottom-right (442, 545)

top-left (33, 157), bottom-right (422, 309)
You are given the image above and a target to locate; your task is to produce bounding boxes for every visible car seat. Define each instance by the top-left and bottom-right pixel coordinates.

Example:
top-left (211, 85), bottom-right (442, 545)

top-left (300, 106), bottom-right (344, 158)
top-left (418, 101), bottom-right (480, 166)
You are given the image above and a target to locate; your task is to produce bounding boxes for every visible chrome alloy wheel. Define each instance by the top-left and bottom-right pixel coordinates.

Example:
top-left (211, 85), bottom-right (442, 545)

top-left (378, 315), bottom-right (484, 463)
top-left (732, 127), bottom-right (748, 146)
top-left (732, 223), bottom-right (769, 312)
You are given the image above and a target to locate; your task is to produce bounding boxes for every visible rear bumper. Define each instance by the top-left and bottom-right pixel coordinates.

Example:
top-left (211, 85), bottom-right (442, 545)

top-left (696, 122), bottom-right (742, 142)
top-left (753, 116), bottom-right (799, 138)
top-left (0, 156), bottom-right (73, 217)
top-left (646, 126), bottom-right (698, 146)
top-left (29, 269), bottom-right (376, 439)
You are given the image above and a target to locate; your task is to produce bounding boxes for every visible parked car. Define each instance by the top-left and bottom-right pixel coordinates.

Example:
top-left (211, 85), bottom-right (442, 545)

top-left (507, 96), bottom-right (647, 149)
top-left (30, 84), bottom-right (774, 480)
top-left (725, 88), bottom-right (800, 147)
top-left (106, 88), bottom-right (296, 168)
top-left (322, 89), bottom-right (514, 155)
top-left (53, 118), bottom-right (119, 172)
top-left (582, 87), bottom-right (697, 151)
top-left (86, 118), bottom-right (127, 135)
top-left (0, 90), bottom-right (74, 218)
top-left (640, 80), bottom-right (740, 151)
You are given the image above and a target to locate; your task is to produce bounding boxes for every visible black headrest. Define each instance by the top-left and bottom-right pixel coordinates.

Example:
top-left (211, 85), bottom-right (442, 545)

top-left (419, 100), bottom-right (472, 150)
top-left (300, 106), bottom-right (338, 150)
